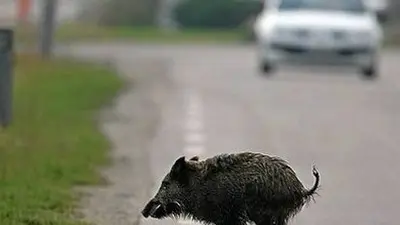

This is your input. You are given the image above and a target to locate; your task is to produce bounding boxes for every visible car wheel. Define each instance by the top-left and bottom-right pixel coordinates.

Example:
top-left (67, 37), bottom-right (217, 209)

top-left (360, 64), bottom-right (378, 80)
top-left (260, 62), bottom-right (275, 75)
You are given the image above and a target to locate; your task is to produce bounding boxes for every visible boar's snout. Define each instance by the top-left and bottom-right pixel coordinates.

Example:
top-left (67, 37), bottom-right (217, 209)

top-left (141, 199), bottom-right (163, 218)
top-left (142, 199), bottom-right (183, 219)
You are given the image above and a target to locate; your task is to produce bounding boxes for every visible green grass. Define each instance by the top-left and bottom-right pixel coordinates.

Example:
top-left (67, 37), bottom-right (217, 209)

top-left (16, 23), bottom-right (246, 45)
top-left (0, 54), bottom-right (123, 225)
top-left (61, 25), bottom-right (245, 43)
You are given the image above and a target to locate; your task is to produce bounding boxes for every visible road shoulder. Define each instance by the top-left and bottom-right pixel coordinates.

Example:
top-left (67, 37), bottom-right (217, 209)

top-left (74, 57), bottom-right (175, 225)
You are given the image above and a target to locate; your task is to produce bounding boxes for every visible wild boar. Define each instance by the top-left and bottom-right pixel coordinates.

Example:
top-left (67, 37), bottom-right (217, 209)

top-left (141, 152), bottom-right (320, 225)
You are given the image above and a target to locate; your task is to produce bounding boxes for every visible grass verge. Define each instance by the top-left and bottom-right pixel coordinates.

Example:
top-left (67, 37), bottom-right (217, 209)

top-left (0, 54), bottom-right (123, 224)
top-left (16, 23), bottom-right (246, 46)
top-left (15, 23), bottom-right (400, 47)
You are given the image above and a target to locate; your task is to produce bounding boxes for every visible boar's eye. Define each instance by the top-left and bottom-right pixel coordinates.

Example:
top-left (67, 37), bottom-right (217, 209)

top-left (161, 181), bottom-right (170, 190)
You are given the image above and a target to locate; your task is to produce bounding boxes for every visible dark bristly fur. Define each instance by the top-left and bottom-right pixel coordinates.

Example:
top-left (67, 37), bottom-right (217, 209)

top-left (141, 152), bottom-right (320, 225)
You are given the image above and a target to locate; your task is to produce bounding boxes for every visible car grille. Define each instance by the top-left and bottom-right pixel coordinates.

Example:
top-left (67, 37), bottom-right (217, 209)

top-left (270, 42), bottom-right (370, 56)
top-left (279, 28), bottom-right (356, 46)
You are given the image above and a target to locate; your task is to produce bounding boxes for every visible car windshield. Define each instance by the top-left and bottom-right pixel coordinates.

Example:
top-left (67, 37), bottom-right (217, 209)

top-left (278, 0), bottom-right (366, 13)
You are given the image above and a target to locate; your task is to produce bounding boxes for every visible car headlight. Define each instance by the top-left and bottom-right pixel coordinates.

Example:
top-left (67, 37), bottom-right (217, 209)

top-left (271, 27), bottom-right (295, 41)
top-left (274, 27), bottom-right (291, 37)
top-left (351, 30), bottom-right (375, 44)
top-left (271, 27), bottom-right (311, 42)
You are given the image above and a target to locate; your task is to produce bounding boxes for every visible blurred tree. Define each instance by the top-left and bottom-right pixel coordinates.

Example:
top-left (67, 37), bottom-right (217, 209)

top-left (79, 0), bottom-right (161, 26)
top-left (174, 0), bottom-right (262, 29)
top-left (388, 0), bottom-right (400, 23)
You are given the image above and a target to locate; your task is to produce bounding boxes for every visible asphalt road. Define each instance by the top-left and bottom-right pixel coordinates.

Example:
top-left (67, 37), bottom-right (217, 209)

top-left (65, 43), bottom-right (400, 225)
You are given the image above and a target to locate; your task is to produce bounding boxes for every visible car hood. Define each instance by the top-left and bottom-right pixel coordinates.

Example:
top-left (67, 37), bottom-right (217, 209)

top-left (270, 10), bottom-right (376, 30)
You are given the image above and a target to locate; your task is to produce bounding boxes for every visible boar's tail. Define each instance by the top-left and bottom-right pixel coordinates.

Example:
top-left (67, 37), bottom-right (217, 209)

top-left (304, 165), bottom-right (320, 197)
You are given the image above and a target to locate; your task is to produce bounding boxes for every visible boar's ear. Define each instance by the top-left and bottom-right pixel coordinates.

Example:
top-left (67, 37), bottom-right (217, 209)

top-left (171, 156), bottom-right (187, 178)
top-left (171, 156), bottom-right (197, 182)
top-left (190, 156), bottom-right (199, 161)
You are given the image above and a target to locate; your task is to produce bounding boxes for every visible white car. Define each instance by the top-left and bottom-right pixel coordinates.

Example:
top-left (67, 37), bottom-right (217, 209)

top-left (253, 0), bottom-right (384, 79)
